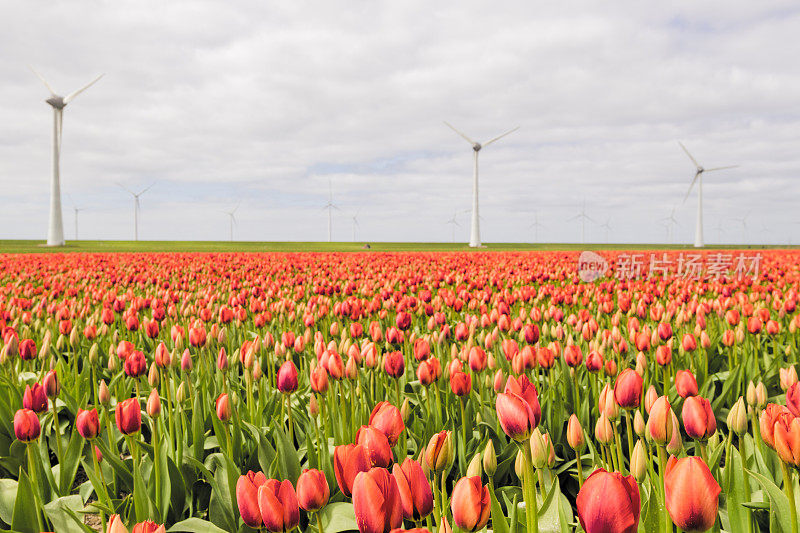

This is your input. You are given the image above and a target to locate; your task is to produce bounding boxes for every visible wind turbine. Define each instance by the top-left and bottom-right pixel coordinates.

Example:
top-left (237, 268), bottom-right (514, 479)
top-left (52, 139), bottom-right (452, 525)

top-left (733, 211), bottom-right (751, 244)
top-left (444, 121), bottom-right (519, 247)
top-left (351, 210), bottom-right (360, 242)
top-left (445, 211), bottom-right (460, 243)
top-left (529, 211), bottom-right (545, 243)
top-left (599, 217), bottom-right (612, 243)
top-left (30, 67), bottom-right (104, 246)
top-left (322, 179), bottom-right (339, 242)
top-left (118, 183), bottom-right (155, 241)
top-left (223, 203), bottom-right (240, 242)
top-left (66, 194), bottom-right (84, 241)
top-left (567, 201), bottom-right (595, 244)
top-left (678, 142), bottom-right (738, 248)
top-left (660, 208), bottom-right (679, 244)
top-left (713, 220), bottom-right (725, 244)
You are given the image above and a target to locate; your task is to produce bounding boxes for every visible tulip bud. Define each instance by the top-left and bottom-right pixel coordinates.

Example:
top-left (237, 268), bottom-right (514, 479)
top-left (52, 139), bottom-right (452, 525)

top-left (400, 398), bottom-right (411, 424)
top-left (466, 453), bottom-right (482, 478)
top-left (99, 380), bottom-right (111, 406)
top-left (755, 382), bottom-right (767, 409)
top-left (666, 411), bottom-right (683, 455)
top-left (648, 396), bottom-right (673, 445)
top-left (89, 342), bottom-right (99, 364)
top-left (595, 414), bottom-right (614, 445)
top-left (216, 393), bottom-right (231, 422)
top-left (148, 362), bottom-right (159, 387)
top-left (746, 381), bottom-right (758, 408)
top-left (633, 410), bottom-right (646, 437)
top-left (727, 397), bottom-right (748, 436)
top-left (482, 440), bottom-right (497, 477)
top-left (567, 414), bottom-right (585, 450)
top-left (629, 440), bottom-right (647, 482)
top-left (644, 385), bottom-right (658, 414)
top-left (514, 449), bottom-right (525, 479)
top-left (530, 428), bottom-right (549, 469)
top-left (780, 366), bottom-right (798, 392)
top-left (147, 389), bottom-right (161, 417)
top-left (176, 381), bottom-right (188, 404)
top-left (309, 394), bottom-right (319, 418)
top-left (43, 369), bottom-right (60, 399)
top-left (425, 430), bottom-right (453, 473)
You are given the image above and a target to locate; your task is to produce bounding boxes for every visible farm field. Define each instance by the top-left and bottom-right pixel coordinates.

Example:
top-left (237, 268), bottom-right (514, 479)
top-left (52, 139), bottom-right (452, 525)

top-left (0, 249), bottom-right (798, 533)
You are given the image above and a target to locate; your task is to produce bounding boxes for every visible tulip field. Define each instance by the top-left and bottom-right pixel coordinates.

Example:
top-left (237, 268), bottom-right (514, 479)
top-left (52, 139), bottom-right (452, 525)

top-left (2, 250), bottom-right (800, 533)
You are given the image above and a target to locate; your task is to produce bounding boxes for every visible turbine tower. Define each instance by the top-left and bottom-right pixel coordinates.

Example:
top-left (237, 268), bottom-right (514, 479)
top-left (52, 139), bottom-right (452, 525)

top-left (118, 183), bottom-right (155, 241)
top-left (444, 121), bottom-right (519, 247)
top-left (679, 142), bottom-right (737, 248)
top-left (445, 211), bottom-right (460, 243)
top-left (567, 201), bottom-right (595, 244)
top-left (223, 203), bottom-right (240, 242)
top-left (660, 208), bottom-right (679, 244)
top-left (600, 217), bottom-right (612, 243)
top-left (322, 179), bottom-right (339, 242)
top-left (734, 212), bottom-right (751, 244)
top-left (31, 67), bottom-right (104, 246)
top-left (713, 220), bottom-right (725, 244)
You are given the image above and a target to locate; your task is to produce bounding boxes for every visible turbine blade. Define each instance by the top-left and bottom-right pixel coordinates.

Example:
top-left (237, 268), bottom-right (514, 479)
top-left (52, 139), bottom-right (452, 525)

top-left (117, 182), bottom-right (135, 196)
top-left (678, 141), bottom-right (700, 168)
top-left (64, 73), bottom-right (104, 104)
top-left (682, 172), bottom-right (700, 203)
top-left (443, 121), bottom-right (476, 145)
top-left (29, 66), bottom-right (56, 95)
top-left (137, 182), bottom-right (156, 196)
top-left (567, 214), bottom-right (580, 222)
top-left (703, 165), bottom-right (738, 172)
top-left (482, 126), bottom-right (520, 147)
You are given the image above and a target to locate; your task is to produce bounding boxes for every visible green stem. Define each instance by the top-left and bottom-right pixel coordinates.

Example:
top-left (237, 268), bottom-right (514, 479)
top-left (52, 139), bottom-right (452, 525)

top-left (90, 443), bottom-right (109, 533)
top-left (286, 393), bottom-right (294, 444)
top-left (782, 463), bottom-right (797, 533)
top-left (460, 398), bottom-right (468, 472)
top-left (739, 443), bottom-right (751, 533)
top-left (624, 410), bottom-right (634, 463)
top-left (51, 400), bottom-right (63, 472)
top-left (522, 445), bottom-right (539, 533)
top-left (316, 510), bottom-right (325, 533)
top-left (27, 443), bottom-right (45, 532)
top-left (658, 445), bottom-right (672, 533)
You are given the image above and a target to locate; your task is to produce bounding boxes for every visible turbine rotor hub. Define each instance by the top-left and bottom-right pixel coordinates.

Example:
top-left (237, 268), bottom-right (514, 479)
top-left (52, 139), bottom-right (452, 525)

top-left (46, 96), bottom-right (66, 109)
top-left (472, 143), bottom-right (481, 151)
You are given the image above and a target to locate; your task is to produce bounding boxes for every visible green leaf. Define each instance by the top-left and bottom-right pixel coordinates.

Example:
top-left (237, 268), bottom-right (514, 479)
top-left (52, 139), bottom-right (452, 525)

top-left (488, 481), bottom-right (510, 533)
top-left (318, 502), bottom-right (359, 533)
top-left (273, 425), bottom-right (301, 483)
top-left (0, 479), bottom-right (17, 525)
top-left (167, 517), bottom-right (229, 533)
top-left (723, 446), bottom-right (751, 533)
top-left (12, 468), bottom-right (39, 533)
top-left (58, 430), bottom-right (84, 496)
top-left (43, 495), bottom-right (87, 533)
top-left (746, 469), bottom-right (791, 533)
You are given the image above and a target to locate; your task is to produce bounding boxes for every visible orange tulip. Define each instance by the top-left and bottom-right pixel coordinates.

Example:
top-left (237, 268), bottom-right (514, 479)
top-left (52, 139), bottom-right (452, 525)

top-left (13, 408), bottom-right (40, 442)
top-left (576, 468), bottom-right (640, 533)
top-left (115, 398), bottom-right (141, 435)
top-left (614, 369), bottom-right (643, 409)
top-left (258, 479), bottom-right (300, 532)
top-left (131, 521), bottom-right (166, 533)
top-left (23, 383), bottom-right (48, 413)
top-left (277, 360), bottom-right (298, 393)
top-left (682, 396), bottom-right (716, 441)
top-left (664, 456), bottom-right (720, 532)
top-left (369, 402), bottom-right (405, 447)
top-left (787, 382), bottom-right (800, 417)
top-left (76, 408), bottom-right (100, 440)
top-left (450, 476), bottom-right (490, 532)
top-left (352, 467), bottom-right (403, 533)
top-left (392, 458), bottom-right (433, 521)
top-left (334, 444), bottom-right (371, 497)
top-left (675, 370), bottom-right (698, 398)
top-left (237, 470), bottom-right (268, 528)
top-left (648, 396), bottom-right (672, 445)
top-left (356, 425), bottom-right (393, 467)
top-left (296, 468), bottom-right (329, 512)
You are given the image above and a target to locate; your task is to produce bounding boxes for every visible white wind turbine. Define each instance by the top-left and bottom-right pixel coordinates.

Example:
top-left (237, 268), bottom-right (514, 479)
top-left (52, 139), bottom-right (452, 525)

top-left (223, 203), bottom-right (240, 242)
top-left (529, 210), bottom-right (545, 243)
top-left (567, 201), bottom-right (595, 244)
top-left (714, 220), bottom-right (725, 244)
top-left (118, 183), bottom-right (155, 241)
top-left (30, 67), bottom-right (104, 246)
top-left (351, 210), bottom-right (360, 242)
top-left (322, 179), bottom-right (340, 242)
top-left (66, 194), bottom-right (85, 241)
top-left (599, 217), bottom-right (612, 243)
top-left (734, 211), bottom-right (751, 244)
top-left (678, 142), bottom-right (738, 248)
top-left (445, 211), bottom-right (460, 243)
top-left (444, 121), bottom-right (519, 247)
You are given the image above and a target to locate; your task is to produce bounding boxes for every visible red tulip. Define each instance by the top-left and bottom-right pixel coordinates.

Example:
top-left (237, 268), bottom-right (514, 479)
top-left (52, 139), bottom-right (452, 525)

top-left (760, 403), bottom-right (791, 449)
top-left (369, 402), bottom-right (405, 447)
top-left (237, 471), bottom-right (268, 528)
top-left (115, 398), bottom-right (141, 435)
top-left (648, 396), bottom-right (673, 445)
top-left (564, 345), bottom-right (583, 367)
top-left (413, 339), bottom-right (430, 361)
top-left (216, 393), bottom-right (231, 422)
top-left (131, 521), bottom-right (166, 533)
top-left (13, 408), bottom-right (40, 442)
top-left (356, 425), bottom-right (393, 467)
top-left (23, 383), bottom-right (48, 413)
top-left (147, 389), bottom-right (161, 417)
top-left (43, 370), bottom-right (60, 399)
top-left (682, 396), bottom-right (716, 441)
top-left (424, 430), bottom-right (453, 472)
top-left (655, 345), bottom-right (672, 366)
top-left (277, 360), bottom-right (298, 393)
top-left (675, 370), bottom-right (699, 398)
top-left (19, 338), bottom-right (36, 360)
top-left (124, 350), bottom-right (147, 378)
top-left (77, 408), bottom-right (100, 439)
top-left (657, 322), bottom-right (673, 341)
top-left (576, 468), bottom-right (640, 533)
top-left (384, 351), bottom-right (405, 378)
top-left (258, 479), bottom-right (300, 533)
top-left (450, 476), bottom-right (490, 532)
top-left (310, 365), bottom-right (329, 393)
top-left (334, 444), bottom-right (371, 497)
top-left (614, 369), bottom-right (643, 409)
top-left (773, 412), bottom-right (800, 467)
top-left (296, 468), bottom-right (329, 512)
top-left (352, 467), bottom-right (403, 533)
top-left (664, 456), bottom-right (720, 532)
top-left (416, 359), bottom-right (441, 386)
top-left (392, 458), bottom-right (433, 521)
top-left (450, 370), bottom-right (472, 396)
top-left (586, 350), bottom-right (603, 373)
top-left (681, 334), bottom-right (697, 353)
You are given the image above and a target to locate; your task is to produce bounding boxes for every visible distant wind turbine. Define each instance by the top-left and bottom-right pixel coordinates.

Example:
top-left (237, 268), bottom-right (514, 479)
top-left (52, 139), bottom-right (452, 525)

top-left (444, 121), bottom-right (519, 248)
top-left (30, 67), bottom-right (104, 246)
top-left (529, 211), bottom-right (545, 243)
top-left (322, 179), bottom-right (340, 242)
top-left (223, 203), bottom-right (240, 242)
top-left (118, 183), bottom-right (155, 241)
top-left (714, 220), bottom-right (725, 244)
top-left (660, 208), bottom-right (679, 244)
top-left (679, 141), bottom-right (738, 248)
top-left (600, 217), bottom-right (612, 243)
top-left (445, 211), bottom-right (460, 243)
top-left (351, 210), bottom-right (360, 242)
top-left (567, 201), bottom-right (595, 244)
top-left (733, 211), bottom-right (751, 244)
top-left (66, 194), bottom-right (84, 241)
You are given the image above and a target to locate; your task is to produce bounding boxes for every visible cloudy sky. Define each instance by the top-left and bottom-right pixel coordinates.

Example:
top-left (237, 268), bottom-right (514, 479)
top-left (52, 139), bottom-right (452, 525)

top-left (1, 1), bottom-right (798, 244)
